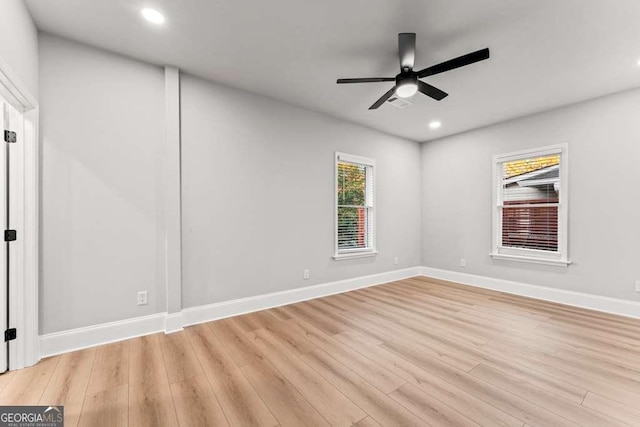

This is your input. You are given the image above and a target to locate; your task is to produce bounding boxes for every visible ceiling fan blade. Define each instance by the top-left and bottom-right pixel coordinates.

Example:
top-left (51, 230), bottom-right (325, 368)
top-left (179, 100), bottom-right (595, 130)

top-left (417, 48), bottom-right (490, 78)
top-left (337, 77), bottom-right (395, 84)
top-left (398, 33), bottom-right (416, 70)
top-left (418, 81), bottom-right (448, 101)
top-left (369, 86), bottom-right (397, 110)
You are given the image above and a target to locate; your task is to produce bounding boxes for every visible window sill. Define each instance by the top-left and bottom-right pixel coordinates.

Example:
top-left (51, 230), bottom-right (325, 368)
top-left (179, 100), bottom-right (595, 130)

top-left (490, 253), bottom-right (572, 267)
top-left (333, 251), bottom-right (378, 261)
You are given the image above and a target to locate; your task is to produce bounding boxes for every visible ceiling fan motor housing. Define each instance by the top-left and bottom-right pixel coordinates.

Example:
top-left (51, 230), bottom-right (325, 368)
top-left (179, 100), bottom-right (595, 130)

top-left (396, 72), bottom-right (418, 87)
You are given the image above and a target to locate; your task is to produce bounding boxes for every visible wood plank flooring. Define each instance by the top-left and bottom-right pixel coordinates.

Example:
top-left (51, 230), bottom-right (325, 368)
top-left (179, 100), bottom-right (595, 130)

top-left (2, 276), bottom-right (640, 426)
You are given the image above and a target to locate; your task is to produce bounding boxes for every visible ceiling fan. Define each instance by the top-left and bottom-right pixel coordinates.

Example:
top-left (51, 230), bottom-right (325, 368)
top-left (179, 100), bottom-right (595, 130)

top-left (337, 33), bottom-right (490, 109)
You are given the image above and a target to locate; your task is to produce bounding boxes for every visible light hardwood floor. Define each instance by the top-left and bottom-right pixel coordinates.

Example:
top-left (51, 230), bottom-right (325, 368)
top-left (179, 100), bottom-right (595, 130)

top-left (2, 276), bottom-right (640, 426)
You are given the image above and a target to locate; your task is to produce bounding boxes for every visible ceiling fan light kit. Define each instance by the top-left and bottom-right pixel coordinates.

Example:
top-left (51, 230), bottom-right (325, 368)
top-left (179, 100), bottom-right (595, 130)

top-left (337, 33), bottom-right (490, 109)
top-left (395, 74), bottom-right (418, 98)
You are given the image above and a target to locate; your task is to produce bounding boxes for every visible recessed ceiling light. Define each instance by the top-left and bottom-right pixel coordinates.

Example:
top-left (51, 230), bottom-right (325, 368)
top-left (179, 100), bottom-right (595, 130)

top-left (429, 120), bottom-right (442, 130)
top-left (141, 8), bottom-right (165, 25)
top-left (636, 57), bottom-right (640, 67)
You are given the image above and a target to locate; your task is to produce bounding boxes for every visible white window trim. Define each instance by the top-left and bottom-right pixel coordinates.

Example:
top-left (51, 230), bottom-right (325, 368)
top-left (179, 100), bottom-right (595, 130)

top-left (491, 143), bottom-right (570, 267)
top-left (334, 152), bottom-right (377, 260)
top-left (333, 250), bottom-right (379, 261)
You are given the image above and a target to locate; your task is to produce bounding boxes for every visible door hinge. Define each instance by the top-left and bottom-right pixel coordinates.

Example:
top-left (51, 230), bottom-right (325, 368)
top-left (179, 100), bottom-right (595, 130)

top-left (4, 328), bottom-right (16, 342)
top-left (4, 230), bottom-right (16, 242)
top-left (3, 130), bottom-right (16, 143)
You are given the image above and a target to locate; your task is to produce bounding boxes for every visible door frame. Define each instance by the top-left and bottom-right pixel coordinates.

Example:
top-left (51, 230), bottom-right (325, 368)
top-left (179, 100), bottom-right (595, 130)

top-left (0, 55), bottom-right (39, 370)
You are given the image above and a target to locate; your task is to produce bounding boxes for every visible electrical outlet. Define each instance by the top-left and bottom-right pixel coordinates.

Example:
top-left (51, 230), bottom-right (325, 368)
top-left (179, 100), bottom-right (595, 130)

top-left (137, 291), bottom-right (148, 306)
top-left (460, 259), bottom-right (466, 267)
top-left (394, 257), bottom-right (399, 265)
top-left (636, 280), bottom-right (640, 293)
top-left (303, 269), bottom-right (310, 280)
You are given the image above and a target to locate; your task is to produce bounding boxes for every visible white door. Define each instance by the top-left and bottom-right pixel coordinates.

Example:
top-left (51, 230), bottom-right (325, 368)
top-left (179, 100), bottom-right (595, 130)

top-left (0, 95), bottom-right (20, 372)
top-left (0, 99), bottom-right (8, 373)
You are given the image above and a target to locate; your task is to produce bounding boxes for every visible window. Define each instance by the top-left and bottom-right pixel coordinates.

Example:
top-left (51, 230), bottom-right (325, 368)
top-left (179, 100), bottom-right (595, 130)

top-left (334, 152), bottom-right (376, 260)
top-left (492, 144), bottom-right (570, 266)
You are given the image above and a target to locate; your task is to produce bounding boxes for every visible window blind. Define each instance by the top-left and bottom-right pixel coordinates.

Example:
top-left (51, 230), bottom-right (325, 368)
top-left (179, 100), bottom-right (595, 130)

top-left (337, 160), bottom-right (374, 251)
top-left (498, 154), bottom-right (560, 252)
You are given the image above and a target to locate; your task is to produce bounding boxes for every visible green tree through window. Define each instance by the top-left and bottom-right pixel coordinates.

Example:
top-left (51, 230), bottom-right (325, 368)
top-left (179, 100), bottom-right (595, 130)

top-left (337, 162), bottom-right (370, 250)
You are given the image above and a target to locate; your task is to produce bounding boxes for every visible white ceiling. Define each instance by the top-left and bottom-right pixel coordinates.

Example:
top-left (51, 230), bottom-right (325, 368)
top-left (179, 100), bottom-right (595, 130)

top-left (25, 0), bottom-right (640, 141)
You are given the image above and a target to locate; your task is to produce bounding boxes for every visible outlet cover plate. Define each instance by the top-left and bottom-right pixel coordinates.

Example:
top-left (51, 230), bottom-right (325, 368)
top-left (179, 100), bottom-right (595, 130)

top-left (137, 291), bottom-right (148, 306)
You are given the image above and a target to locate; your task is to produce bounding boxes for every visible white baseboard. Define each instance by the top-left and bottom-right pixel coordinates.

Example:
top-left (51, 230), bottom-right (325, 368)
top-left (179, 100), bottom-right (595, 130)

top-left (39, 267), bottom-right (421, 358)
top-left (420, 267), bottom-right (640, 319)
top-left (181, 267), bottom-right (421, 327)
top-left (41, 265), bottom-right (638, 359)
top-left (164, 312), bottom-right (185, 334)
top-left (39, 313), bottom-right (167, 358)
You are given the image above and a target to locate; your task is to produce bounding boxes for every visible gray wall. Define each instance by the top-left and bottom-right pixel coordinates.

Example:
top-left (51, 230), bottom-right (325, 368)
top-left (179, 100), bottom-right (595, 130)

top-left (39, 34), bottom-right (166, 333)
top-left (35, 29), bottom-right (640, 335)
top-left (181, 74), bottom-right (422, 307)
top-left (0, 0), bottom-right (39, 99)
top-left (37, 35), bottom-right (422, 332)
top-left (421, 87), bottom-right (640, 302)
